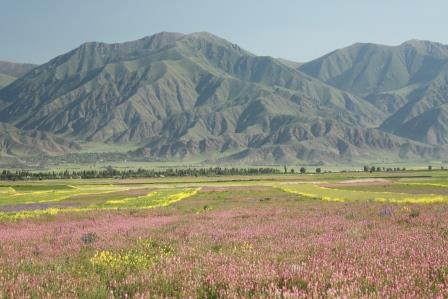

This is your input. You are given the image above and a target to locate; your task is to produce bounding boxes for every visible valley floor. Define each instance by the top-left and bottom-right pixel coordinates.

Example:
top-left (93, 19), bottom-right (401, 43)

top-left (1, 172), bottom-right (448, 297)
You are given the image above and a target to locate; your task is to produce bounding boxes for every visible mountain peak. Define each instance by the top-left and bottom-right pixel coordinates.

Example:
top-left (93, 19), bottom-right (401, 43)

top-left (398, 39), bottom-right (448, 59)
top-left (402, 39), bottom-right (434, 46)
top-left (400, 39), bottom-right (447, 51)
top-left (141, 31), bottom-right (185, 42)
top-left (186, 31), bottom-right (235, 44)
top-left (135, 31), bottom-right (185, 50)
top-left (188, 31), bottom-right (217, 38)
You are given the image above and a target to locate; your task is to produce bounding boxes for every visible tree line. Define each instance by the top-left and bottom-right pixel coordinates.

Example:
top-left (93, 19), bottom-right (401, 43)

top-left (363, 165), bottom-right (443, 172)
top-left (0, 166), bottom-right (282, 181)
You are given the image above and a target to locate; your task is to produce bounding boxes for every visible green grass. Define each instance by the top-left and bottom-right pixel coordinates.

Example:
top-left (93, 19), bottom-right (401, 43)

top-left (5, 184), bottom-right (76, 191)
top-left (332, 182), bottom-right (448, 195)
top-left (281, 183), bottom-right (448, 204)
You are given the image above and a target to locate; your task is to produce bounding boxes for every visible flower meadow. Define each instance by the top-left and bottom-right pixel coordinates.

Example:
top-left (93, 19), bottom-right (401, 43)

top-left (1, 180), bottom-right (448, 298)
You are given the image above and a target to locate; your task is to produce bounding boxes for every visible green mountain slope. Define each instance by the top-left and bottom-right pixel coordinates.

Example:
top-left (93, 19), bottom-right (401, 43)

top-left (0, 33), bottom-right (445, 163)
top-left (299, 40), bottom-right (448, 98)
top-left (300, 40), bottom-right (448, 145)
top-left (379, 67), bottom-right (448, 144)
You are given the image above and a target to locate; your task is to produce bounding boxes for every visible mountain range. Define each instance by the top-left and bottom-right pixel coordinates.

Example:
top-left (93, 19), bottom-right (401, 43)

top-left (0, 32), bottom-right (447, 164)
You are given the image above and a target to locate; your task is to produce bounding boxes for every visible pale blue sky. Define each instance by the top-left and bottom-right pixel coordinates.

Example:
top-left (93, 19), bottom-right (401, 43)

top-left (1, 0), bottom-right (447, 64)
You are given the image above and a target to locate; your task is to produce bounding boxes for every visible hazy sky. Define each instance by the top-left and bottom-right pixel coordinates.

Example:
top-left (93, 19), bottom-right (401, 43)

top-left (1, 0), bottom-right (447, 64)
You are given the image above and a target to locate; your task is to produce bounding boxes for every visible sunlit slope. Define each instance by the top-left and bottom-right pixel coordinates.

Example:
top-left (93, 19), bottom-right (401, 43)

top-left (0, 73), bottom-right (15, 89)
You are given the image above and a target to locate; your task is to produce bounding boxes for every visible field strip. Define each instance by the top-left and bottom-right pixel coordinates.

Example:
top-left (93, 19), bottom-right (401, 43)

top-left (396, 182), bottom-right (448, 188)
top-left (280, 183), bottom-right (448, 204)
top-left (0, 188), bottom-right (200, 221)
top-left (33, 187), bottom-right (131, 204)
top-left (0, 187), bottom-right (15, 194)
top-left (281, 187), bottom-right (346, 202)
top-left (0, 186), bottom-right (130, 206)
top-left (104, 188), bottom-right (200, 207)
top-left (316, 184), bottom-right (440, 196)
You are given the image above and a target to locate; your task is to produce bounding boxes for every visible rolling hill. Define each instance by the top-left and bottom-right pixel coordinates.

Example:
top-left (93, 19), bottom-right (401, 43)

top-left (0, 122), bottom-right (80, 157)
top-left (0, 33), bottom-right (447, 163)
top-left (0, 61), bottom-right (36, 88)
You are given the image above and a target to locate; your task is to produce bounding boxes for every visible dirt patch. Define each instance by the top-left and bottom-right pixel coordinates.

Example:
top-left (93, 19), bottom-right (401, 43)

top-left (320, 178), bottom-right (392, 188)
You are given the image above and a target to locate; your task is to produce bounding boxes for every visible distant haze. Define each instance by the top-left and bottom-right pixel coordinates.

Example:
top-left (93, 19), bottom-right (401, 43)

top-left (1, 0), bottom-right (447, 64)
